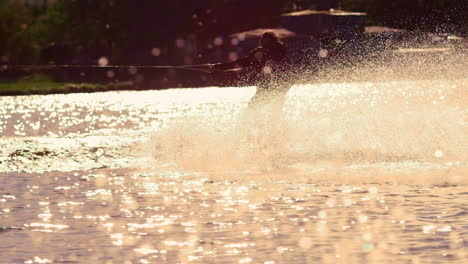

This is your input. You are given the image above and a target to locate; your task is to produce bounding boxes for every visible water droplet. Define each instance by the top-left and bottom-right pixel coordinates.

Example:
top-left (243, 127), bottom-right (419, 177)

top-left (128, 66), bottom-right (137, 75)
top-left (262, 66), bottom-right (272, 74)
top-left (176, 39), bottom-right (185, 48)
top-left (228, 52), bottom-right (238, 62)
top-left (318, 49), bottom-right (328, 58)
top-left (107, 70), bottom-right (115, 79)
top-left (358, 215), bottom-right (368, 223)
top-left (344, 198), bottom-right (353, 206)
top-left (239, 257), bottom-right (253, 263)
top-left (151, 48), bottom-right (161, 56)
top-left (434, 150), bottom-right (443, 158)
top-left (214, 37), bottom-right (224, 46)
top-left (369, 186), bottom-right (378, 194)
top-left (231, 38), bottom-right (239, 46)
top-left (98, 57), bottom-right (109, 66)
top-left (136, 75), bottom-right (144, 83)
top-left (318, 211), bottom-right (327, 219)
top-left (362, 233), bottom-right (372, 241)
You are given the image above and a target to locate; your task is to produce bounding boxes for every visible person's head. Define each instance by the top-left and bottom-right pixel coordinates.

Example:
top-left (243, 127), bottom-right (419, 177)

top-left (260, 31), bottom-right (284, 49)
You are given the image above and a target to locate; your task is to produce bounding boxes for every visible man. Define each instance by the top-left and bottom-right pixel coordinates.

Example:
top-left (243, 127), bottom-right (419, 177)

top-left (211, 31), bottom-right (290, 109)
top-left (210, 32), bottom-right (291, 165)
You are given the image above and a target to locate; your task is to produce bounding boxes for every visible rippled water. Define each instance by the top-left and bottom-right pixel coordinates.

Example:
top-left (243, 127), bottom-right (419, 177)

top-left (0, 75), bottom-right (467, 263)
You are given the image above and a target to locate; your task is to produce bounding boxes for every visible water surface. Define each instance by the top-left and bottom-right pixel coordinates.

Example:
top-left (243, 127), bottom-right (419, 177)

top-left (0, 77), bottom-right (467, 263)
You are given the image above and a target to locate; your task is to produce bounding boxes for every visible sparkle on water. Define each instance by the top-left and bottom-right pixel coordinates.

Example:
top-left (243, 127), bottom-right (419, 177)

top-left (0, 49), bottom-right (467, 263)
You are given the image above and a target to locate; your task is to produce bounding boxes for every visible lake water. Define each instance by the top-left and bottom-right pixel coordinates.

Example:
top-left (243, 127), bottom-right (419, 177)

top-left (0, 71), bottom-right (467, 263)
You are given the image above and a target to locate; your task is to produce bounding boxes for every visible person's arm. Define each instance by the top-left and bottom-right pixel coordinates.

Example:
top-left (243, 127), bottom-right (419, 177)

top-left (213, 48), bottom-right (264, 72)
top-left (213, 57), bottom-right (251, 71)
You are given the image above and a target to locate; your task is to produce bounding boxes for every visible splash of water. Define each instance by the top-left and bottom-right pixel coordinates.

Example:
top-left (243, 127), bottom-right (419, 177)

top-left (147, 46), bottom-right (467, 185)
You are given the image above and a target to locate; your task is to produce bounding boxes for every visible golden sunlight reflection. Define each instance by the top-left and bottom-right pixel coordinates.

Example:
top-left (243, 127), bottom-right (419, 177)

top-left (0, 53), bottom-right (466, 263)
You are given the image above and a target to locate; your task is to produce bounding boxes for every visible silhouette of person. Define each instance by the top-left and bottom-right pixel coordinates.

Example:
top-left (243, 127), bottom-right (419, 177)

top-left (212, 31), bottom-right (290, 110)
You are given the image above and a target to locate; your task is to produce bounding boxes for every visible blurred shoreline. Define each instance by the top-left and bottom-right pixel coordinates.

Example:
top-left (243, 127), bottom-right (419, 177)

top-left (0, 25), bottom-right (466, 96)
top-left (1, 47), bottom-right (465, 96)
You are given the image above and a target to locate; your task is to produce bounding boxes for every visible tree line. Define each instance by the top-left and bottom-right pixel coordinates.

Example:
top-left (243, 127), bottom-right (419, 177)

top-left (0, 0), bottom-right (465, 65)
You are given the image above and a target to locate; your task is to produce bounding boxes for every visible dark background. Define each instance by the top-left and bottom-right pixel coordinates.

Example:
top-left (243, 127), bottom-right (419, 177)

top-left (1, 0), bottom-right (466, 65)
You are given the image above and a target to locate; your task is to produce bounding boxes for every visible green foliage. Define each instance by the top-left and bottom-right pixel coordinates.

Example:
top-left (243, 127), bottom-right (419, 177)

top-left (18, 73), bottom-right (53, 83)
top-left (0, 79), bottom-right (62, 95)
top-left (0, 0), bottom-right (465, 65)
top-left (0, 79), bottom-right (134, 96)
top-left (30, 0), bottom-right (72, 44)
top-left (0, 1), bottom-right (39, 63)
top-left (31, 0), bottom-right (104, 46)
